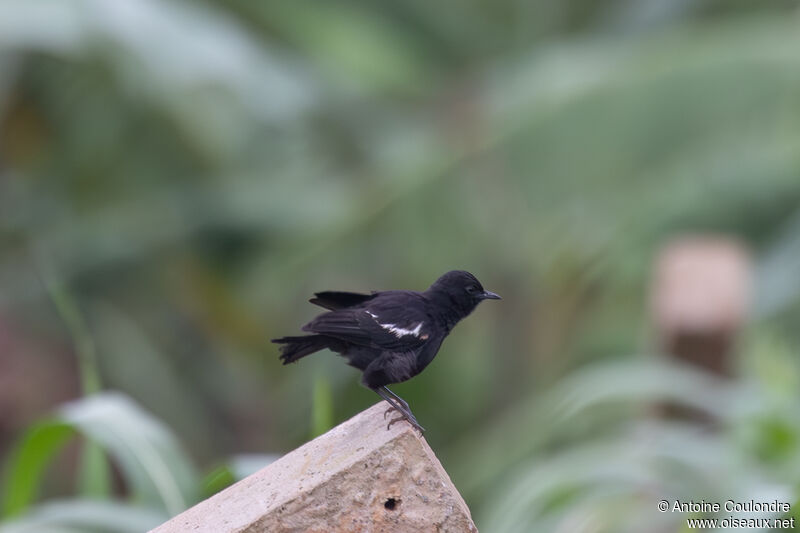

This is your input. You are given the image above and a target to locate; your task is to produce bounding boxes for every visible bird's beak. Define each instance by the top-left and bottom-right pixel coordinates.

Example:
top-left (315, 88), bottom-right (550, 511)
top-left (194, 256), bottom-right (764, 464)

top-left (481, 290), bottom-right (502, 300)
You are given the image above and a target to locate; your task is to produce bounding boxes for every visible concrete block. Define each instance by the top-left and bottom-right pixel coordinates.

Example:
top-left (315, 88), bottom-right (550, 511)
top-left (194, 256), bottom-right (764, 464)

top-left (150, 402), bottom-right (478, 532)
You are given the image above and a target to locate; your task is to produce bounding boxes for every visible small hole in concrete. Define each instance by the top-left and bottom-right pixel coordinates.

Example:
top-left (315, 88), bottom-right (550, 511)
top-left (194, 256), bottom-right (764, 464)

top-left (384, 498), bottom-right (399, 510)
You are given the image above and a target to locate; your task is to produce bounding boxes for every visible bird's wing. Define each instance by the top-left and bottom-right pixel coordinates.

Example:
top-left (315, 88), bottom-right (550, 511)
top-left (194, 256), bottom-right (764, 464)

top-left (309, 291), bottom-right (377, 311)
top-left (302, 296), bottom-right (431, 351)
top-left (301, 310), bottom-right (373, 346)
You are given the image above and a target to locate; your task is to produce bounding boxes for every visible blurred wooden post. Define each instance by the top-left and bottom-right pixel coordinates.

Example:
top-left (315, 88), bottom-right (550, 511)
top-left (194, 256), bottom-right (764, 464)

top-left (650, 236), bottom-right (751, 419)
top-left (650, 236), bottom-right (752, 375)
top-left (149, 403), bottom-right (477, 533)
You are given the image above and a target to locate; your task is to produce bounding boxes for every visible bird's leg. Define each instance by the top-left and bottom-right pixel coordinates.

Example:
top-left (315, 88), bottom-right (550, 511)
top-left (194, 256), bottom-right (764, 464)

top-left (375, 388), bottom-right (413, 421)
top-left (374, 388), bottom-right (425, 433)
top-left (381, 386), bottom-right (410, 411)
top-left (379, 387), bottom-right (418, 425)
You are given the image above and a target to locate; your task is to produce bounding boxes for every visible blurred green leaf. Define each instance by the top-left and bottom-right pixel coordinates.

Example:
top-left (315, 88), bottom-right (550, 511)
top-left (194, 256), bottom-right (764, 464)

top-left (76, 443), bottom-right (110, 501)
top-left (38, 261), bottom-right (111, 501)
top-left (0, 500), bottom-right (165, 533)
top-left (78, 442), bottom-right (112, 499)
top-left (1, 422), bottom-right (75, 518)
top-left (262, 2), bottom-right (431, 93)
top-left (311, 373), bottom-right (334, 438)
top-left (40, 258), bottom-right (101, 396)
top-left (451, 358), bottom-right (769, 502)
top-left (1, 394), bottom-right (199, 520)
top-left (0, 0), bottom-right (316, 119)
top-left (200, 465), bottom-right (235, 501)
top-left (755, 210), bottom-right (800, 318)
top-left (201, 454), bottom-right (278, 500)
top-left (58, 394), bottom-right (199, 516)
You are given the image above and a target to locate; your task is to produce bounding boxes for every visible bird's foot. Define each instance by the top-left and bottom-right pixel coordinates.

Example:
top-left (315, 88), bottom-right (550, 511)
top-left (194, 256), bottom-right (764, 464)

top-left (383, 405), bottom-right (420, 426)
top-left (383, 405), bottom-right (409, 420)
top-left (386, 414), bottom-right (425, 433)
top-left (375, 390), bottom-right (423, 432)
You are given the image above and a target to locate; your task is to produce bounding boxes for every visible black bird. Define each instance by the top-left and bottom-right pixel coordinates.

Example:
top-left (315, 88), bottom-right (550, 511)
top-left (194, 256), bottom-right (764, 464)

top-left (272, 270), bottom-right (500, 432)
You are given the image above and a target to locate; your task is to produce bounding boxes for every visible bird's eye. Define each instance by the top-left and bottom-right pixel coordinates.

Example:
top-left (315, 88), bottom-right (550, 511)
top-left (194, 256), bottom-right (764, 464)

top-left (465, 285), bottom-right (478, 295)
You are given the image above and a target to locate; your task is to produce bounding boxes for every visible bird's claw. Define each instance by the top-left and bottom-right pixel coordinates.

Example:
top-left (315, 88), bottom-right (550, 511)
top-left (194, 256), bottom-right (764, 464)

top-left (386, 415), bottom-right (425, 433)
top-left (386, 415), bottom-right (403, 430)
top-left (384, 404), bottom-right (418, 426)
top-left (379, 396), bottom-right (423, 432)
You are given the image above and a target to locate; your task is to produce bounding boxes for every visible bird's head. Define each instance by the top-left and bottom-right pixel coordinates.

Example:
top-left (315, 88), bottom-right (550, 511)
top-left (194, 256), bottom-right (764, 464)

top-left (426, 270), bottom-right (501, 320)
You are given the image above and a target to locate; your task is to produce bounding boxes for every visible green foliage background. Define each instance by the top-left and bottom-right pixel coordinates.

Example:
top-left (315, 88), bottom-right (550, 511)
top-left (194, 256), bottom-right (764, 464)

top-left (1, 0), bottom-right (800, 531)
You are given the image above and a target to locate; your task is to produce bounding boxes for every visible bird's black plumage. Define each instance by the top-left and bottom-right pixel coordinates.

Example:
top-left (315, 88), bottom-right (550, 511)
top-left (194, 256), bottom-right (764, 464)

top-left (272, 270), bottom-right (500, 432)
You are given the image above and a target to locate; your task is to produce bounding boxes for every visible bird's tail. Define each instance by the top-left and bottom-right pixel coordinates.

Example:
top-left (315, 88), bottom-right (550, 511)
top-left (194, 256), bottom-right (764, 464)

top-left (271, 335), bottom-right (331, 364)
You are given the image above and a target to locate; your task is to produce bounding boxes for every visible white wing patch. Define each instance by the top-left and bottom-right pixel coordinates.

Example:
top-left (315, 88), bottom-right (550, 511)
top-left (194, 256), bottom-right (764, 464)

top-left (365, 311), bottom-right (423, 338)
top-left (381, 322), bottom-right (423, 338)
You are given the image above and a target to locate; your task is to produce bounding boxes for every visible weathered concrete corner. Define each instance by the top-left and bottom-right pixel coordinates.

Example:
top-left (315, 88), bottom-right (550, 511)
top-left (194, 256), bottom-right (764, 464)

top-left (150, 403), bottom-right (477, 532)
